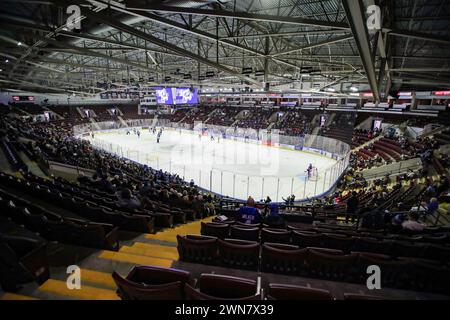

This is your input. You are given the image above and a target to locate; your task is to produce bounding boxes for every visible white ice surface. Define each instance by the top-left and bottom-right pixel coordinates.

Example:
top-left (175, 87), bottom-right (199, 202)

top-left (85, 128), bottom-right (338, 202)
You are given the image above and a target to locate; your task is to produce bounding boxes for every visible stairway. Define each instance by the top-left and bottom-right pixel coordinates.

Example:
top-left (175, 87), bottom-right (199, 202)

top-left (352, 134), bottom-right (384, 152)
top-left (204, 108), bottom-right (219, 124)
top-left (0, 216), bottom-right (213, 300)
top-left (117, 116), bottom-right (128, 127)
top-left (75, 107), bottom-right (85, 118)
top-left (89, 118), bottom-right (101, 130)
top-left (151, 114), bottom-right (159, 127)
top-left (324, 113), bottom-right (336, 127)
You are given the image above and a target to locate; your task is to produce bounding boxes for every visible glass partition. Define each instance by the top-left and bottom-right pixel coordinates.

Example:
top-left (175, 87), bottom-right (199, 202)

top-left (74, 120), bottom-right (351, 202)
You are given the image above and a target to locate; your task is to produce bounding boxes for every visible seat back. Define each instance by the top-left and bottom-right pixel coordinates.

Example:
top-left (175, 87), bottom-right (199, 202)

top-left (343, 293), bottom-right (384, 300)
top-left (306, 250), bottom-right (357, 282)
top-left (405, 259), bottom-right (450, 294)
top-left (352, 237), bottom-right (391, 255)
top-left (201, 222), bottom-right (230, 239)
top-left (267, 284), bottom-right (333, 300)
top-left (291, 231), bottom-right (323, 248)
top-left (129, 265), bottom-right (192, 284)
top-left (423, 245), bottom-right (450, 264)
top-left (194, 274), bottom-right (259, 299)
top-left (389, 241), bottom-right (425, 259)
top-left (184, 283), bottom-right (262, 300)
top-left (0, 235), bottom-right (49, 285)
top-left (356, 253), bottom-right (408, 288)
top-left (235, 221), bottom-right (261, 228)
top-left (230, 226), bottom-right (260, 242)
top-left (112, 271), bottom-right (185, 300)
top-left (261, 228), bottom-right (291, 244)
top-left (261, 243), bottom-right (308, 275)
top-left (177, 235), bottom-right (218, 264)
top-left (217, 239), bottom-right (259, 271)
top-left (322, 233), bottom-right (353, 252)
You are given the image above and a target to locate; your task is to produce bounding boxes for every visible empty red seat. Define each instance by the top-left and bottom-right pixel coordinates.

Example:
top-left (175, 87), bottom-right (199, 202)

top-left (177, 235), bottom-right (217, 264)
top-left (112, 266), bottom-right (194, 300)
top-left (267, 283), bottom-right (334, 300)
top-left (185, 274), bottom-right (262, 300)
top-left (217, 239), bottom-right (259, 271)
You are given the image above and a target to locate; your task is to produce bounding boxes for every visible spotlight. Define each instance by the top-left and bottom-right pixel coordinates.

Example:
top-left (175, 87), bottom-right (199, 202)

top-left (5, 59), bottom-right (9, 63)
top-left (350, 87), bottom-right (358, 92)
top-left (17, 42), bottom-right (22, 46)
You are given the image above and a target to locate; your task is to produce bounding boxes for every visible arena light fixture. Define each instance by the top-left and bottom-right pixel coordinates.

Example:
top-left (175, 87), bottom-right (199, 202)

top-left (350, 86), bottom-right (358, 92)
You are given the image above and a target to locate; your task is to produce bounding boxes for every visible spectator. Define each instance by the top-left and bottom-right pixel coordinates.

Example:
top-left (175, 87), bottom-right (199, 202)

top-left (117, 188), bottom-right (142, 210)
top-left (264, 203), bottom-right (286, 228)
top-left (192, 194), bottom-right (206, 217)
top-left (96, 175), bottom-right (115, 193)
top-left (76, 172), bottom-right (91, 185)
top-left (237, 196), bottom-right (262, 224)
top-left (345, 191), bottom-right (359, 224)
top-left (421, 197), bottom-right (439, 218)
top-left (359, 205), bottom-right (385, 230)
top-left (402, 212), bottom-right (425, 232)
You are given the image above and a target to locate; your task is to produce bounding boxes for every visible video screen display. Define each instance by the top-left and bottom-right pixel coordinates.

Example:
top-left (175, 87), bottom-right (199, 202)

top-left (154, 87), bottom-right (173, 105)
top-left (154, 87), bottom-right (198, 105)
top-left (174, 87), bottom-right (198, 105)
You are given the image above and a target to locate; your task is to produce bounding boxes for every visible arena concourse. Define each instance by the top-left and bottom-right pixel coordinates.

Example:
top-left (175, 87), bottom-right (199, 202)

top-left (0, 0), bottom-right (450, 305)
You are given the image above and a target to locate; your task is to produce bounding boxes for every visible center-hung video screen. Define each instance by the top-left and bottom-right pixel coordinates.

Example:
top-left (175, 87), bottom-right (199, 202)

top-left (154, 87), bottom-right (198, 105)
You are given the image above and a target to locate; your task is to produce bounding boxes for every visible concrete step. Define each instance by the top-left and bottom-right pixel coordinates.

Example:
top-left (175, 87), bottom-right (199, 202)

top-left (98, 250), bottom-right (174, 268)
top-left (37, 279), bottom-right (119, 300)
top-left (0, 293), bottom-right (39, 300)
top-left (120, 242), bottom-right (179, 260)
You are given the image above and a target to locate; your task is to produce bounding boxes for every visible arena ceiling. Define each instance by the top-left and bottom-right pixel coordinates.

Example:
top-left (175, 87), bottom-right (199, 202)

top-left (0, 0), bottom-right (449, 99)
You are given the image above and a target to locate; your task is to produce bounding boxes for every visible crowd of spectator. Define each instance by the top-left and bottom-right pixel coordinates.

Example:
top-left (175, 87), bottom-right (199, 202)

top-left (234, 108), bottom-right (273, 129)
top-left (271, 110), bottom-right (312, 136)
top-left (2, 115), bottom-right (219, 218)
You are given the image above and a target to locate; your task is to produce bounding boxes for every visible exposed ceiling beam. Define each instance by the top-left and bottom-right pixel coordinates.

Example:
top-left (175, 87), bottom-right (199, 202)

top-left (342, 0), bottom-right (380, 102)
top-left (0, 18), bottom-right (184, 57)
top-left (55, 1), bottom-right (263, 87)
top-left (86, 0), bottom-right (268, 59)
top-left (221, 29), bottom-right (351, 40)
top-left (391, 68), bottom-right (450, 72)
top-left (270, 35), bottom-right (354, 57)
top-left (384, 28), bottom-right (450, 46)
top-left (127, 5), bottom-right (351, 30)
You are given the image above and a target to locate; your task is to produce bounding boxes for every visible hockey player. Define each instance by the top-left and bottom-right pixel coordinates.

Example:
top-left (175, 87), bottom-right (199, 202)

top-left (306, 163), bottom-right (313, 179)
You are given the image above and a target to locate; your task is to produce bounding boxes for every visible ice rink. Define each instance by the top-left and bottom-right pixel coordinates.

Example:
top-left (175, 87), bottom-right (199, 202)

top-left (85, 128), bottom-right (338, 202)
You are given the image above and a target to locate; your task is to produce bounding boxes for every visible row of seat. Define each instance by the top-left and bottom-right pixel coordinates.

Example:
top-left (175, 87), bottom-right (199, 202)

top-left (0, 188), bottom-right (120, 251)
top-left (177, 235), bottom-right (450, 294)
top-left (0, 173), bottom-right (164, 232)
top-left (0, 234), bottom-right (50, 291)
top-left (201, 222), bottom-right (450, 262)
top-left (21, 172), bottom-right (208, 227)
top-left (112, 265), bottom-right (382, 300)
top-left (432, 157), bottom-right (448, 175)
top-left (0, 138), bottom-right (26, 171)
